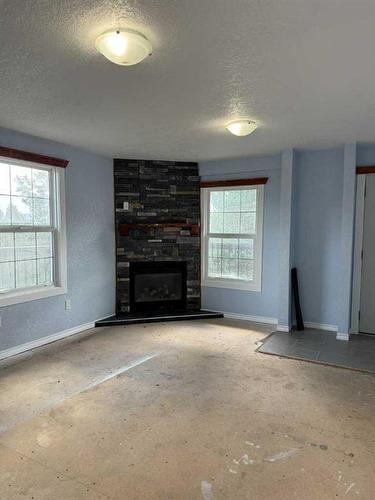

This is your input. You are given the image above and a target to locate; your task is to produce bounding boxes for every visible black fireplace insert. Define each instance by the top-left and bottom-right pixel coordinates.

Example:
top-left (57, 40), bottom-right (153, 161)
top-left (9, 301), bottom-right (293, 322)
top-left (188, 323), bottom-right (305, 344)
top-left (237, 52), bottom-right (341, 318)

top-left (129, 261), bottom-right (187, 313)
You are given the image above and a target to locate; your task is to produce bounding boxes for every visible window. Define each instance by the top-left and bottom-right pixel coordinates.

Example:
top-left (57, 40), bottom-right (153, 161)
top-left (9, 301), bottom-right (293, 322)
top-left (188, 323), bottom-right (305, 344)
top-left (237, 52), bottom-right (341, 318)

top-left (0, 158), bottom-right (67, 306)
top-left (201, 185), bottom-right (264, 291)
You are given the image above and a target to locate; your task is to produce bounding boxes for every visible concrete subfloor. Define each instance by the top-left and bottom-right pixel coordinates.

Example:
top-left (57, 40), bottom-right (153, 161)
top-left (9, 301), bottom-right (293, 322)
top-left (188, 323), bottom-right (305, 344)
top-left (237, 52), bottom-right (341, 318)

top-left (0, 319), bottom-right (374, 499)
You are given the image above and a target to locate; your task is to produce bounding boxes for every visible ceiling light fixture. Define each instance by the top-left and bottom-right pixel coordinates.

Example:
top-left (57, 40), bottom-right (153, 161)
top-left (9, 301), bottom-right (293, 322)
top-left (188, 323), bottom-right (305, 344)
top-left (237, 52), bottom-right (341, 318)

top-left (95, 29), bottom-right (152, 66)
top-left (226, 120), bottom-right (257, 137)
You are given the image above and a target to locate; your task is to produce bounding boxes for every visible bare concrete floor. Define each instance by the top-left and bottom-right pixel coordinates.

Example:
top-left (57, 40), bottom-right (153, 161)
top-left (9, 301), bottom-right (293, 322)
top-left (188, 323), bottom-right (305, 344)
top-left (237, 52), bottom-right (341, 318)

top-left (0, 319), bottom-right (374, 499)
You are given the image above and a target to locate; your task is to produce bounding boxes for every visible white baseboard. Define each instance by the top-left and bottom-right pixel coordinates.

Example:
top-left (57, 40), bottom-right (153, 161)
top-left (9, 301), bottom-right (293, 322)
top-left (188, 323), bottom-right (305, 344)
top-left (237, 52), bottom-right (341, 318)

top-left (336, 332), bottom-right (350, 341)
top-left (0, 317), bottom-right (108, 361)
top-left (213, 310), bottom-right (277, 325)
top-left (277, 325), bottom-right (290, 332)
top-left (210, 310), bottom-right (339, 334)
top-left (304, 321), bottom-right (338, 332)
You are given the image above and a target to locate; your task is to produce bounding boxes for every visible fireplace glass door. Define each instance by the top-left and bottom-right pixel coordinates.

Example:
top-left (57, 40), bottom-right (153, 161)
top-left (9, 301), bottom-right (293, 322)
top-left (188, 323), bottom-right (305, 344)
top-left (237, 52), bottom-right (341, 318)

top-left (134, 273), bottom-right (182, 303)
top-left (129, 261), bottom-right (187, 313)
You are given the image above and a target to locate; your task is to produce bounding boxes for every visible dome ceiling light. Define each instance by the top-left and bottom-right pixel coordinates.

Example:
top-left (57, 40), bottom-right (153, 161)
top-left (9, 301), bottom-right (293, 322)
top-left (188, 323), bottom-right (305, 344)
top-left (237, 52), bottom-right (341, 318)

top-left (95, 29), bottom-right (152, 66)
top-left (226, 120), bottom-right (257, 137)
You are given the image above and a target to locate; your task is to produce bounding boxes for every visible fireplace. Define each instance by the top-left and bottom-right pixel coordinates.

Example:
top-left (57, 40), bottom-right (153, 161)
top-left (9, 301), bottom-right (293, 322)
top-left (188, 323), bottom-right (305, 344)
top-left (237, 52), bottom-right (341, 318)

top-left (129, 261), bottom-right (187, 313)
top-left (96, 159), bottom-right (224, 326)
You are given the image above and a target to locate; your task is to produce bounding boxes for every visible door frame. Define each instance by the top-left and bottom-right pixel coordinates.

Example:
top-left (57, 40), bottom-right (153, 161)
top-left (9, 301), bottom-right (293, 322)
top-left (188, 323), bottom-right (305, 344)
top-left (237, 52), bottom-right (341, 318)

top-left (351, 168), bottom-right (375, 334)
top-left (351, 174), bottom-right (366, 334)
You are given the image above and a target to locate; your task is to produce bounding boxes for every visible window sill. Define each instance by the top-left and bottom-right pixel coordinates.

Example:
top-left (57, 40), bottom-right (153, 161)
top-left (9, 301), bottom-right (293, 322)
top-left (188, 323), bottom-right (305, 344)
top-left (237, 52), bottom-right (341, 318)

top-left (0, 285), bottom-right (67, 308)
top-left (202, 279), bottom-right (261, 292)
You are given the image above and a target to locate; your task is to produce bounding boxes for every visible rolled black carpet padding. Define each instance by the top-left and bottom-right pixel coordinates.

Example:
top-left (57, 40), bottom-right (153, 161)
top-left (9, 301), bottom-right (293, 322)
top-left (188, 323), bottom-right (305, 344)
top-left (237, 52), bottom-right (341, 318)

top-left (291, 267), bottom-right (304, 330)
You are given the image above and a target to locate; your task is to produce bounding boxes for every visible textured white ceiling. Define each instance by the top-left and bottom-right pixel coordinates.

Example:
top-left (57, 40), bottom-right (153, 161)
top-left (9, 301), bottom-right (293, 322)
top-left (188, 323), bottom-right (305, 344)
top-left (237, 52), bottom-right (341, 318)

top-left (0, 0), bottom-right (375, 161)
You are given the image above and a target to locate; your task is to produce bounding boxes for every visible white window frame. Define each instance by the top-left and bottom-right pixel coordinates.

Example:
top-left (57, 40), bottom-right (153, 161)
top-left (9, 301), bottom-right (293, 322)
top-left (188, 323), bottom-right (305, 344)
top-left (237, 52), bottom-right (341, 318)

top-left (201, 184), bottom-right (264, 292)
top-left (0, 156), bottom-right (67, 307)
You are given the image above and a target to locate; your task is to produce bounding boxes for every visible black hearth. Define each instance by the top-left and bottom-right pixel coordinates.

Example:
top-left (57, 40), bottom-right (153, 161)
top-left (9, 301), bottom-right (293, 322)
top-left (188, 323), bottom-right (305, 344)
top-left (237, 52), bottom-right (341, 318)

top-left (130, 261), bottom-right (187, 313)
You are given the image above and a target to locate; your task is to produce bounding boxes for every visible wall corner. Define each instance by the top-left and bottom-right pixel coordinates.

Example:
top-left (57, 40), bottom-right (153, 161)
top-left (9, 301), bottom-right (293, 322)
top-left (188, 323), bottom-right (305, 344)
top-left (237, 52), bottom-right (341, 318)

top-left (338, 142), bottom-right (357, 336)
top-left (277, 149), bottom-right (295, 331)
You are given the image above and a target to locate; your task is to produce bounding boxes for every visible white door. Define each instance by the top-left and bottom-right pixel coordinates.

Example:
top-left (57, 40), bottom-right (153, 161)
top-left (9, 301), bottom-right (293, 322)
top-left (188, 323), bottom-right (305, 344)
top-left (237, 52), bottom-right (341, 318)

top-left (360, 174), bottom-right (375, 334)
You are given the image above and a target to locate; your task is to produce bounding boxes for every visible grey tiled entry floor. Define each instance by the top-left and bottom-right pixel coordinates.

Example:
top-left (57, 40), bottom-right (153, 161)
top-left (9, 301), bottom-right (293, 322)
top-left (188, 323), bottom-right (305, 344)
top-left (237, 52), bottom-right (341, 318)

top-left (257, 329), bottom-right (375, 374)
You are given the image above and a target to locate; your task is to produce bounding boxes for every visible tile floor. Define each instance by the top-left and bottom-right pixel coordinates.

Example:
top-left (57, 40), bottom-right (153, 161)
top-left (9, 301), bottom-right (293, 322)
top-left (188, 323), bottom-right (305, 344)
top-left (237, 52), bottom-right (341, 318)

top-left (258, 329), bottom-right (375, 373)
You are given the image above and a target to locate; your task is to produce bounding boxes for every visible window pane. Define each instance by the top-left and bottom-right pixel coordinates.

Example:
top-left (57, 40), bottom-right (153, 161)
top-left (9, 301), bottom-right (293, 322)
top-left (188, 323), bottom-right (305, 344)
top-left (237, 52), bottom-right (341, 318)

top-left (11, 197), bottom-right (33, 225)
top-left (239, 238), bottom-right (254, 259)
top-left (208, 237), bottom-right (222, 258)
top-left (0, 233), bottom-right (14, 262)
top-left (222, 238), bottom-right (238, 258)
top-left (0, 163), bottom-right (58, 293)
top-left (204, 186), bottom-right (261, 286)
top-left (37, 258), bottom-right (53, 285)
top-left (37, 232), bottom-right (53, 258)
top-left (224, 190), bottom-right (241, 212)
top-left (241, 190), bottom-right (256, 211)
top-left (223, 212), bottom-right (240, 233)
top-left (0, 195), bottom-right (11, 224)
top-left (210, 191), bottom-right (223, 212)
top-left (222, 259), bottom-right (238, 279)
top-left (33, 198), bottom-right (51, 226)
top-left (0, 261), bottom-right (15, 290)
top-left (11, 165), bottom-right (32, 197)
top-left (0, 163), bottom-right (10, 195)
top-left (32, 169), bottom-right (50, 199)
top-left (16, 259), bottom-right (37, 288)
top-left (15, 233), bottom-right (36, 261)
top-left (240, 212), bottom-right (256, 234)
top-left (208, 257), bottom-right (222, 277)
top-left (239, 259), bottom-right (254, 281)
top-left (209, 212), bottom-right (223, 233)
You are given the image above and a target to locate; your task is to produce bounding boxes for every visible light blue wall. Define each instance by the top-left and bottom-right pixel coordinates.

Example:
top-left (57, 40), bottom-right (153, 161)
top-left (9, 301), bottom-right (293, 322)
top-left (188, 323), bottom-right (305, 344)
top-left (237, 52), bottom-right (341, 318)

top-left (199, 148), bottom-right (349, 328)
top-left (338, 144), bottom-right (357, 335)
top-left (278, 150), bottom-right (295, 329)
top-left (0, 128), bottom-right (116, 351)
top-left (293, 148), bottom-right (344, 327)
top-left (200, 155), bottom-right (281, 319)
top-left (198, 143), bottom-right (375, 332)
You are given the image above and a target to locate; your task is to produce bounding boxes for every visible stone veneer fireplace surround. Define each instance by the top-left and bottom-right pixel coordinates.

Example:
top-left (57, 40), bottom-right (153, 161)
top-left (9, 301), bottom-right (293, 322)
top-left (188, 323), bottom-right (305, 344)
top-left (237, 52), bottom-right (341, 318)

top-left (114, 159), bottom-right (201, 314)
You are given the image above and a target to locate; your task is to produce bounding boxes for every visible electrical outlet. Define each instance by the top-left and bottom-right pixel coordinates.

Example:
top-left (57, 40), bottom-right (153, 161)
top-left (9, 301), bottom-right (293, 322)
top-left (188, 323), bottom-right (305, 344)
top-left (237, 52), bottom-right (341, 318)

top-left (123, 201), bottom-right (129, 210)
top-left (65, 299), bottom-right (71, 310)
